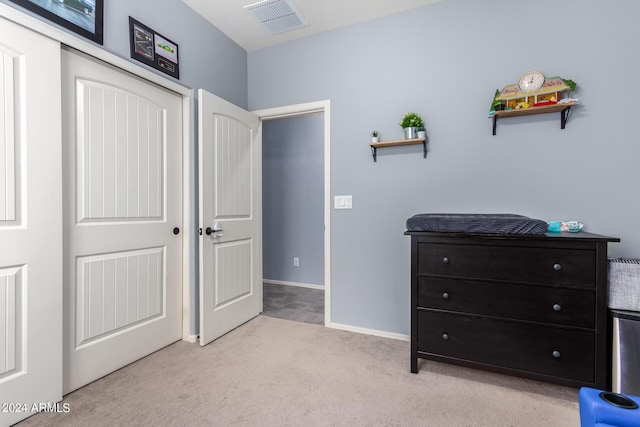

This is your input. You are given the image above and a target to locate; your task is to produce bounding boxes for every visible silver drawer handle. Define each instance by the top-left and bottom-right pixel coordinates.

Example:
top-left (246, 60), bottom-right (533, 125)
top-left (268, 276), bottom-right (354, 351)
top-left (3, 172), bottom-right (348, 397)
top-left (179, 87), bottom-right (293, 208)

top-left (442, 292), bottom-right (450, 300)
top-left (442, 333), bottom-right (449, 340)
top-left (553, 263), bottom-right (562, 271)
top-left (442, 257), bottom-right (450, 264)
top-left (552, 350), bottom-right (561, 358)
top-left (553, 304), bottom-right (562, 312)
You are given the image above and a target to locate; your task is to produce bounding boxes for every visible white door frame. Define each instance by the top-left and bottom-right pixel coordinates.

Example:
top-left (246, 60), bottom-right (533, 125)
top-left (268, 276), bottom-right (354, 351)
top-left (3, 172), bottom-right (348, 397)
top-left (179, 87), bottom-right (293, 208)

top-left (0, 4), bottom-right (195, 342)
top-left (252, 100), bottom-right (331, 326)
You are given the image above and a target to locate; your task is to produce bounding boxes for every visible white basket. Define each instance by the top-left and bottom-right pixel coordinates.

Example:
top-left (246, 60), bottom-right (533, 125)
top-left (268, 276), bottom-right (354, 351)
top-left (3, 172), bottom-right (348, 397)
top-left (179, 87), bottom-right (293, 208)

top-left (608, 258), bottom-right (640, 312)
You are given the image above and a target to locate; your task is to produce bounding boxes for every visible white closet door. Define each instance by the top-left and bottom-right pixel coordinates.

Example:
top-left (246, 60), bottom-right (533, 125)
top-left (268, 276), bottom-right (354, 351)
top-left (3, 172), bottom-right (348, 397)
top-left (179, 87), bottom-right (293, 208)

top-left (62, 49), bottom-right (183, 393)
top-left (198, 89), bottom-right (262, 346)
top-left (0, 17), bottom-right (63, 426)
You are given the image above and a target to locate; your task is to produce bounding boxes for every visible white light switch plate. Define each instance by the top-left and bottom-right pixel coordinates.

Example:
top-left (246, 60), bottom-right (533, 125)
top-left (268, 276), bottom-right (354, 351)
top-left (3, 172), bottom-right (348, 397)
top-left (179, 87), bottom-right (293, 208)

top-left (334, 195), bottom-right (352, 209)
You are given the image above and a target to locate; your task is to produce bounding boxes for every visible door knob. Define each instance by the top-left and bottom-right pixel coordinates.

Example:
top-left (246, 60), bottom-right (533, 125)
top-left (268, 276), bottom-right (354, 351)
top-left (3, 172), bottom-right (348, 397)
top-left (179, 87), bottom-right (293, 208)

top-left (173, 227), bottom-right (180, 235)
top-left (205, 224), bottom-right (223, 237)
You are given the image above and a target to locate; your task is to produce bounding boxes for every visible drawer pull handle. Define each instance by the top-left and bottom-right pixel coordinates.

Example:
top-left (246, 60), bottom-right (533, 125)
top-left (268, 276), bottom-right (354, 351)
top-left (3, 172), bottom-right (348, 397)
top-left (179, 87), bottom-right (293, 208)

top-left (442, 292), bottom-right (450, 300)
top-left (553, 304), bottom-right (562, 312)
top-left (442, 333), bottom-right (449, 340)
top-left (553, 263), bottom-right (562, 271)
top-left (552, 350), bottom-right (561, 358)
top-left (442, 257), bottom-right (450, 264)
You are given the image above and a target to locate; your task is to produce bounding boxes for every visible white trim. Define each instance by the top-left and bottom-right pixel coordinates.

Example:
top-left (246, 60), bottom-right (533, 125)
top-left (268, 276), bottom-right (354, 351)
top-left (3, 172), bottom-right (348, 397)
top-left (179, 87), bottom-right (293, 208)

top-left (181, 91), bottom-right (195, 341)
top-left (1, 4), bottom-right (195, 342)
top-left (329, 323), bottom-right (410, 342)
top-left (253, 100), bottom-right (331, 327)
top-left (183, 334), bottom-right (198, 344)
top-left (263, 279), bottom-right (324, 290)
top-left (253, 101), bottom-right (326, 119)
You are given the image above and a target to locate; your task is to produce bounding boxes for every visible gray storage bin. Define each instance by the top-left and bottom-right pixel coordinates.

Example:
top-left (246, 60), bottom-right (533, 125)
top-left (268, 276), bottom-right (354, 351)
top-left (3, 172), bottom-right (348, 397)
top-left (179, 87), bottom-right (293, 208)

top-left (608, 258), bottom-right (640, 311)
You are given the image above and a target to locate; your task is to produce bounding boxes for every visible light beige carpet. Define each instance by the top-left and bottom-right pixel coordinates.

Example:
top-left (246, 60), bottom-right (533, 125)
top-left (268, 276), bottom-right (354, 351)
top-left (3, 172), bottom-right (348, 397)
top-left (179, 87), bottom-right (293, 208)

top-left (18, 316), bottom-right (579, 426)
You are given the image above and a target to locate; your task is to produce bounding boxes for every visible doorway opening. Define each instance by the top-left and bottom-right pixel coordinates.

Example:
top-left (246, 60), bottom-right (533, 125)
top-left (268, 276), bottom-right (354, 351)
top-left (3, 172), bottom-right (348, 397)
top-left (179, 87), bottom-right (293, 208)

top-left (254, 101), bottom-right (331, 326)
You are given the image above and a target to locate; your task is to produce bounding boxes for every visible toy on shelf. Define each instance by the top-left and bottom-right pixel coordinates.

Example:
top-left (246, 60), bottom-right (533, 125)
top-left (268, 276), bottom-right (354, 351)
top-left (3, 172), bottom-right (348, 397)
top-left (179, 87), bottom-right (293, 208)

top-left (488, 71), bottom-right (578, 116)
top-left (489, 71), bottom-right (579, 135)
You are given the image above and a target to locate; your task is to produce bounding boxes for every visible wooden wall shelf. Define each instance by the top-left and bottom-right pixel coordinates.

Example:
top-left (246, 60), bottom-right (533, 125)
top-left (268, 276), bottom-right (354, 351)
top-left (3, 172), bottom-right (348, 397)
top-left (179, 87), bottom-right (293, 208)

top-left (492, 102), bottom-right (575, 135)
top-left (369, 138), bottom-right (426, 162)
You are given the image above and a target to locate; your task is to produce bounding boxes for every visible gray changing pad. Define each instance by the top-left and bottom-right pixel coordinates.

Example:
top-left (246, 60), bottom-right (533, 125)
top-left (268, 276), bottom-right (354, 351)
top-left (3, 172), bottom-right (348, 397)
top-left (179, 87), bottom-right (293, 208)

top-left (405, 213), bottom-right (548, 235)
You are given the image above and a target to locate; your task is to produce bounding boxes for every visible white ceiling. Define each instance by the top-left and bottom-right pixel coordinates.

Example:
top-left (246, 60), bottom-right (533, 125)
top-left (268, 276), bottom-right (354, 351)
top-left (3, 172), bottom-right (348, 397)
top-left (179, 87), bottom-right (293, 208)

top-left (182, 0), bottom-right (446, 51)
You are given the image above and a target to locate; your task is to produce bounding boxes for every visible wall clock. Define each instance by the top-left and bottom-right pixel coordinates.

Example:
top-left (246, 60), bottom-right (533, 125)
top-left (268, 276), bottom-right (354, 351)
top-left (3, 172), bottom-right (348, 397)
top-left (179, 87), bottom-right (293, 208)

top-left (519, 70), bottom-right (545, 92)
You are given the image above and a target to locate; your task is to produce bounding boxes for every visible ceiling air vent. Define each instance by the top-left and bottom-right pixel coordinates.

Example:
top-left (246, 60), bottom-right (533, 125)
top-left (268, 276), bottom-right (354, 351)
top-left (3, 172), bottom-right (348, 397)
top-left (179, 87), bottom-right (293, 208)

top-left (244, 0), bottom-right (309, 35)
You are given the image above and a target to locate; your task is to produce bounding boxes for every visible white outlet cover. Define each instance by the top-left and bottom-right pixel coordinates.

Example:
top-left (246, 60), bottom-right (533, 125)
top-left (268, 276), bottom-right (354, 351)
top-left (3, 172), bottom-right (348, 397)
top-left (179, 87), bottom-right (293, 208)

top-left (334, 195), bottom-right (352, 209)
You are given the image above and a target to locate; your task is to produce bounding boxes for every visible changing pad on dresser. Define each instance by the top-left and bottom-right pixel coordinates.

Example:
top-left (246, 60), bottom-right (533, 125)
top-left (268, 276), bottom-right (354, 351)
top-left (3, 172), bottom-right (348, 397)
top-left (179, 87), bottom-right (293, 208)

top-left (405, 213), bottom-right (548, 235)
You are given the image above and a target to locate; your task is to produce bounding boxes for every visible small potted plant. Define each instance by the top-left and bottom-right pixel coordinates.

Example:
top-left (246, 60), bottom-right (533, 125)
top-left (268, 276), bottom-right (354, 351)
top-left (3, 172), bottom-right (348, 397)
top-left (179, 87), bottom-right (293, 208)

top-left (562, 79), bottom-right (577, 98)
top-left (489, 89), bottom-right (505, 114)
top-left (400, 112), bottom-right (424, 139)
top-left (416, 126), bottom-right (426, 139)
top-left (370, 130), bottom-right (380, 143)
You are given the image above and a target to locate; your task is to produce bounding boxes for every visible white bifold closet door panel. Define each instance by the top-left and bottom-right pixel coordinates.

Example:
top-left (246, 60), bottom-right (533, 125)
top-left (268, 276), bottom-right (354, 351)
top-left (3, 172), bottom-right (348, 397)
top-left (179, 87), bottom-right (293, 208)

top-left (62, 49), bottom-right (183, 393)
top-left (198, 89), bottom-right (262, 346)
top-left (0, 17), bottom-right (63, 427)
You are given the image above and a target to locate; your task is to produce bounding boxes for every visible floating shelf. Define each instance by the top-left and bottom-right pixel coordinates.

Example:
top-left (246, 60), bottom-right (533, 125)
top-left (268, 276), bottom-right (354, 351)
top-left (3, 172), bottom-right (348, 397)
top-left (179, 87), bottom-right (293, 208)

top-left (492, 102), bottom-right (576, 135)
top-left (369, 138), bottom-right (426, 162)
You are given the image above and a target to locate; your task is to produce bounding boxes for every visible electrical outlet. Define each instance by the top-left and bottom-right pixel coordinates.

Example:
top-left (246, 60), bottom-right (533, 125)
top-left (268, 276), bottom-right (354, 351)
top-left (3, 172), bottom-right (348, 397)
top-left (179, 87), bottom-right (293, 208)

top-left (293, 257), bottom-right (300, 267)
top-left (334, 195), bottom-right (352, 209)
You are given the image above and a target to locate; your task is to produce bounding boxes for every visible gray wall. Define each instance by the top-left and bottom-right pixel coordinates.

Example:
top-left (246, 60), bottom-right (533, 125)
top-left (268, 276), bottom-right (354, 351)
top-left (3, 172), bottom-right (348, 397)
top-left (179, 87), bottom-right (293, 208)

top-left (263, 114), bottom-right (325, 287)
top-left (0, 0), bottom-right (248, 108)
top-left (248, 0), bottom-right (638, 335)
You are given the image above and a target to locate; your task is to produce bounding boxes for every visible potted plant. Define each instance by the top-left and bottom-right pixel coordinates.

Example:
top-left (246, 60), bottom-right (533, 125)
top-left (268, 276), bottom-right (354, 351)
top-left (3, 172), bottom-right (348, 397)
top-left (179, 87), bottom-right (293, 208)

top-left (370, 130), bottom-right (380, 143)
top-left (562, 79), bottom-right (577, 98)
top-left (489, 89), bottom-right (505, 114)
top-left (400, 112), bottom-right (423, 139)
top-left (416, 126), bottom-right (426, 139)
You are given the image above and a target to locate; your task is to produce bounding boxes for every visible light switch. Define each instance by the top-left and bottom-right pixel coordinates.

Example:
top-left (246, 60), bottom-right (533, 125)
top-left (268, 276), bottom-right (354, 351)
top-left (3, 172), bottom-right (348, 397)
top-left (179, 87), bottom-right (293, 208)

top-left (334, 195), bottom-right (352, 209)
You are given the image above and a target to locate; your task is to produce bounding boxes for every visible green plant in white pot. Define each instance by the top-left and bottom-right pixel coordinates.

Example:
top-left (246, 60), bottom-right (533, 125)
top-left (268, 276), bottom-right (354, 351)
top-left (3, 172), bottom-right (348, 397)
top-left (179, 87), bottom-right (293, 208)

top-left (400, 112), bottom-right (423, 139)
top-left (370, 130), bottom-right (380, 143)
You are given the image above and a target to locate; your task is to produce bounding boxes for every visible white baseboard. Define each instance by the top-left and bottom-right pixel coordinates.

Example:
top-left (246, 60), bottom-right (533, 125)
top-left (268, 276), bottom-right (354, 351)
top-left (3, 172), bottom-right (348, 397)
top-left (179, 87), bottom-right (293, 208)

top-left (182, 334), bottom-right (198, 344)
top-left (263, 279), bottom-right (324, 290)
top-left (328, 322), bottom-right (410, 342)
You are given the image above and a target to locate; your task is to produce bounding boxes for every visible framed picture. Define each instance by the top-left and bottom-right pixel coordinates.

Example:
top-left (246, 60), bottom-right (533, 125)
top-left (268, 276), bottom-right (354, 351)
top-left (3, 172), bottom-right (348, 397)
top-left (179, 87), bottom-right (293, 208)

top-left (129, 17), bottom-right (180, 79)
top-left (8, 0), bottom-right (104, 44)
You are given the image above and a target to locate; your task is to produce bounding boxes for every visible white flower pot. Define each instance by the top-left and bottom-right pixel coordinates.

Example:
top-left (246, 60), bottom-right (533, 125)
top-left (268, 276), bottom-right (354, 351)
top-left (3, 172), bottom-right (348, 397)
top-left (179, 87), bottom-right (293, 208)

top-left (417, 130), bottom-right (426, 139)
top-left (371, 137), bottom-right (379, 143)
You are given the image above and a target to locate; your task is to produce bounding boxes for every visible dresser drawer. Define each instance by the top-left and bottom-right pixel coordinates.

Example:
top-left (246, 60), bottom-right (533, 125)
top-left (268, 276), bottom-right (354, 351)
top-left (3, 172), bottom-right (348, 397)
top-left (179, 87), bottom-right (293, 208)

top-left (418, 277), bottom-right (595, 328)
top-left (417, 311), bottom-right (595, 382)
top-left (417, 243), bottom-right (595, 287)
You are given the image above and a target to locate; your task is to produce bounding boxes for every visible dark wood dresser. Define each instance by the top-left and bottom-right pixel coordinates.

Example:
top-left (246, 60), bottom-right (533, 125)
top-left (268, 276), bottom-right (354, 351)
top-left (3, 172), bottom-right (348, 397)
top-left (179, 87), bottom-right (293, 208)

top-left (406, 231), bottom-right (619, 389)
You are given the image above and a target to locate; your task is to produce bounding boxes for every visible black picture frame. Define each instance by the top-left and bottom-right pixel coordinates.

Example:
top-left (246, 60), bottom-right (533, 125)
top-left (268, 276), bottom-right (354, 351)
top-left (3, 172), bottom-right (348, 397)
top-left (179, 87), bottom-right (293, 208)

top-left (8, 0), bottom-right (104, 45)
top-left (129, 17), bottom-right (180, 80)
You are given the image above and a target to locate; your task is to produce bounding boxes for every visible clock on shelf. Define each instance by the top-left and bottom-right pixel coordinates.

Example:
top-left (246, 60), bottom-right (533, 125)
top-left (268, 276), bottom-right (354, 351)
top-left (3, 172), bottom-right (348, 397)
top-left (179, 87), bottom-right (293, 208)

top-left (489, 71), bottom-right (578, 135)
top-left (518, 70), bottom-right (545, 92)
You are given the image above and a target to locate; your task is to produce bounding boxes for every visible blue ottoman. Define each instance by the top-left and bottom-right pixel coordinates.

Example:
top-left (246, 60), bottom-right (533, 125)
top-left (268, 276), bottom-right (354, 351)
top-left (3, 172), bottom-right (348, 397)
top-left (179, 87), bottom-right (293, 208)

top-left (579, 387), bottom-right (640, 427)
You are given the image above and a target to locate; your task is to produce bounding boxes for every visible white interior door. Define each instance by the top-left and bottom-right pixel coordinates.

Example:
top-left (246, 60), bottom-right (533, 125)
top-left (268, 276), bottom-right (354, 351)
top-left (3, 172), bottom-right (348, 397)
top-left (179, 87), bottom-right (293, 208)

top-left (0, 17), bottom-right (62, 426)
top-left (199, 89), bottom-right (262, 346)
top-left (62, 49), bottom-right (183, 393)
